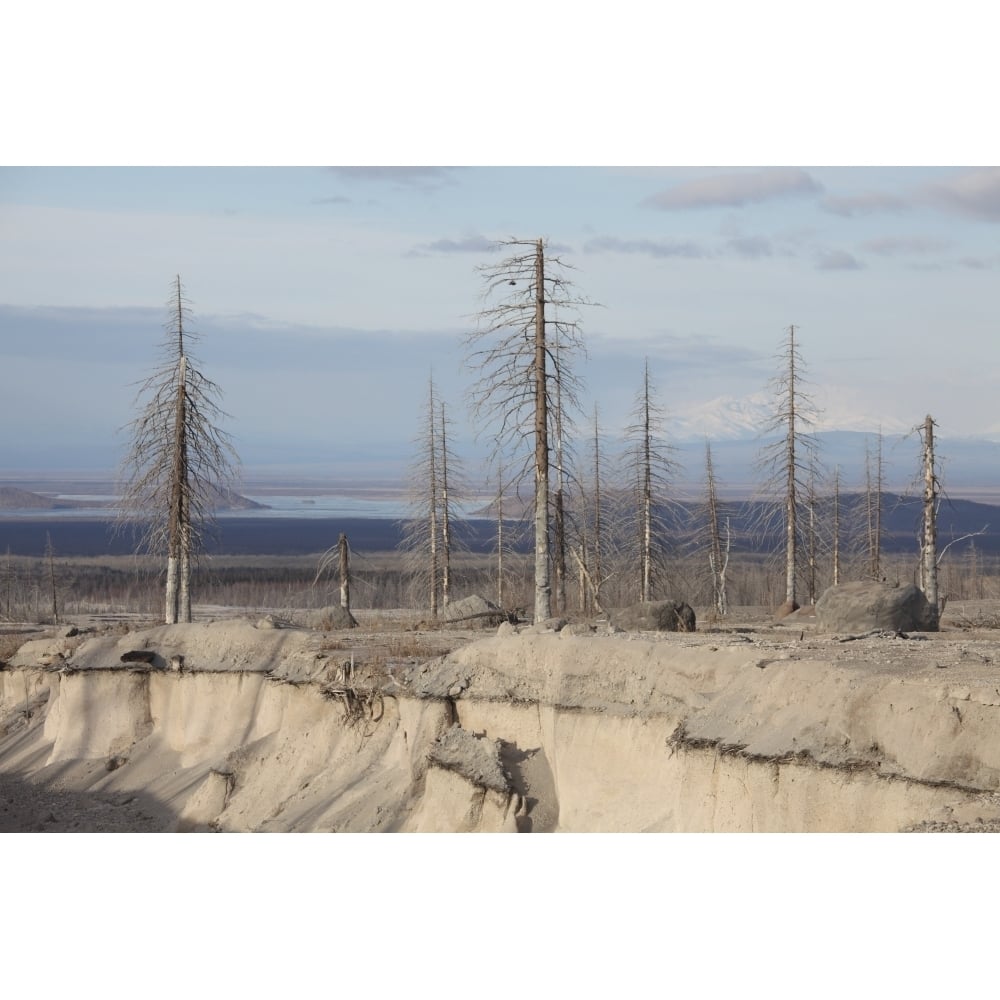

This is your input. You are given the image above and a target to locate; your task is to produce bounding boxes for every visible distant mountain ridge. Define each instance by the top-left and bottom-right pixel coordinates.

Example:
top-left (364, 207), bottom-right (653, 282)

top-left (0, 486), bottom-right (267, 513)
top-left (0, 487), bottom-right (106, 510)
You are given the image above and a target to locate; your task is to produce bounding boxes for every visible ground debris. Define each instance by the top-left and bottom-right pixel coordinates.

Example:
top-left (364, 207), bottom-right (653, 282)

top-left (836, 630), bottom-right (926, 643)
top-left (428, 725), bottom-right (510, 793)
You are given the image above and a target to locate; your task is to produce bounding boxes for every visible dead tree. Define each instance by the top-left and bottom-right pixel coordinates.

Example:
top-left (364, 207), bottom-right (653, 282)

top-left (116, 275), bottom-right (239, 624)
top-left (565, 404), bottom-right (611, 615)
top-left (2, 547), bottom-right (13, 621)
top-left (313, 532), bottom-right (353, 612)
top-left (702, 441), bottom-right (730, 617)
top-left (589, 406), bottom-right (606, 612)
top-left (577, 404), bottom-right (610, 614)
top-left (620, 359), bottom-right (681, 603)
top-left (806, 467), bottom-right (820, 605)
top-left (831, 465), bottom-right (842, 587)
top-left (400, 376), bottom-right (466, 616)
top-left (466, 237), bottom-right (589, 624)
top-left (338, 533), bottom-right (351, 610)
top-left (864, 430), bottom-right (886, 581)
top-left (493, 459), bottom-right (507, 610)
top-left (753, 325), bottom-right (821, 613)
top-left (45, 532), bottom-right (59, 624)
top-left (551, 335), bottom-right (569, 613)
top-left (918, 414), bottom-right (940, 628)
top-left (401, 376), bottom-right (441, 616)
top-left (439, 400), bottom-right (453, 610)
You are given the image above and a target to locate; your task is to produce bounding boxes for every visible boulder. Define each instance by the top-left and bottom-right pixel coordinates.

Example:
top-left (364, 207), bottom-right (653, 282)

top-left (300, 605), bottom-right (358, 630)
top-left (814, 581), bottom-right (937, 633)
top-left (442, 595), bottom-right (506, 628)
top-left (611, 601), bottom-right (696, 633)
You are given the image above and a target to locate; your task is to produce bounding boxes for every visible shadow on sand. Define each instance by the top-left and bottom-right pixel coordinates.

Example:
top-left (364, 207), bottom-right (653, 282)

top-left (0, 770), bottom-right (176, 833)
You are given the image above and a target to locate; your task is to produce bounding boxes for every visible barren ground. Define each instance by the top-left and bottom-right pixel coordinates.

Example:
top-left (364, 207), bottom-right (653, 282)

top-left (4, 598), bottom-right (1000, 832)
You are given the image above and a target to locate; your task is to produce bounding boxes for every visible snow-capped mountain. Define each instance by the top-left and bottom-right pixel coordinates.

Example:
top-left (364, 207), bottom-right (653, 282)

top-left (669, 392), bottom-right (913, 443)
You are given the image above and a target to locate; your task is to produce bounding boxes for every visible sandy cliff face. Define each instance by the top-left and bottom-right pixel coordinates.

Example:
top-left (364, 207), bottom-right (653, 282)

top-left (3, 620), bottom-right (1000, 832)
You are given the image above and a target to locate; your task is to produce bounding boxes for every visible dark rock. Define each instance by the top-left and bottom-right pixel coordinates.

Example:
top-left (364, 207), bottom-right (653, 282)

top-left (815, 581), bottom-right (937, 633)
top-left (120, 650), bottom-right (155, 664)
top-left (611, 601), bottom-right (696, 633)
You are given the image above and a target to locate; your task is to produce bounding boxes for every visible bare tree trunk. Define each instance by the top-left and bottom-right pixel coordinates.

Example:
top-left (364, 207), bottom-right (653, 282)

top-left (719, 518), bottom-right (730, 616)
top-left (865, 444), bottom-right (874, 578)
top-left (864, 431), bottom-right (885, 581)
top-left (636, 360), bottom-right (654, 602)
top-left (875, 432), bottom-right (884, 581)
top-left (705, 441), bottom-right (728, 616)
top-left (572, 547), bottom-right (605, 616)
top-left (623, 360), bottom-right (678, 606)
top-left (428, 388), bottom-right (439, 619)
top-left (178, 523), bottom-right (191, 622)
top-left (755, 323), bottom-right (819, 615)
top-left (641, 398), bottom-right (653, 603)
top-left (807, 476), bottom-right (818, 605)
top-left (533, 239), bottom-right (551, 622)
top-left (165, 556), bottom-right (178, 625)
top-left (497, 470), bottom-right (504, 608)
top-left (45, 532), bottom-right (58, 624)
top-left (591, 405), bottom-right (604, 614)
top-left (440, 401), bottom-right (451, 610)
top-left (166, 351), bottom-right (188, 624)
top-left (338, 532), bottom-right (350, 610)
top-left (922, 414), bottom-right (939, 628)
top-left (400, 376), bottom-right (467, 618)
top-left (785, 327), bottom-right (797, 608)
top-left (3, 547), bottom-right (12, 621)
top-left (832, 465), bottom-right (841, 587)
top-left (552, 336), bottom-right (567, 614)
top-left (496, 467), bottom-right (505, 611)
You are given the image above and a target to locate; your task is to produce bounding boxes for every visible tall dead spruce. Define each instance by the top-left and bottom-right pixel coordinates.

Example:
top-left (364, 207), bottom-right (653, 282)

top-left (400, 375), bottom-right (465, 616)
top-left (117, 276), bottom-right (239, 624)
top-left (621, 358), bottom-right (680, 603)
top-left (754, 324), bottom-right (821, 614)
top-left (466, 238), bottom-right (589, 623)
top-left (701, 440), bottom-right (730, 617)
top-left (863, 429), bottom-right (886, 581)
top-left (918, 414), bottom-right (940, 628)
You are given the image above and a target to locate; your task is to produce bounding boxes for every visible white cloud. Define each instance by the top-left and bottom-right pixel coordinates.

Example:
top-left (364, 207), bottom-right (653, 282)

top-left (410, 235), bottom-right (497, 255)
top-left (582, 235), bottom-right (706, 258)
top-left (922, 167), bottom-right (1000, 221)
top-left (820, 192), bottom-right (908, 217)
top-left (643, 168), bottom-right (822, 210)
top-left (860, 236), bottom-right (952, 256)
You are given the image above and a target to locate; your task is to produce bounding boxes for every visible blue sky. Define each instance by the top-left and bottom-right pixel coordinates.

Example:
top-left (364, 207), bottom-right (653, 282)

top-left (3, 4), bottom-right (999, 491)
top-left (3, 164), bottom-right (1000, 486)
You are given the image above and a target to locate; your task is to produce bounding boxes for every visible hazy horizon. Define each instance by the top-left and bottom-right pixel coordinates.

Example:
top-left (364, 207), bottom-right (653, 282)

top-left (4, 165), bottom-right (1000, 497)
